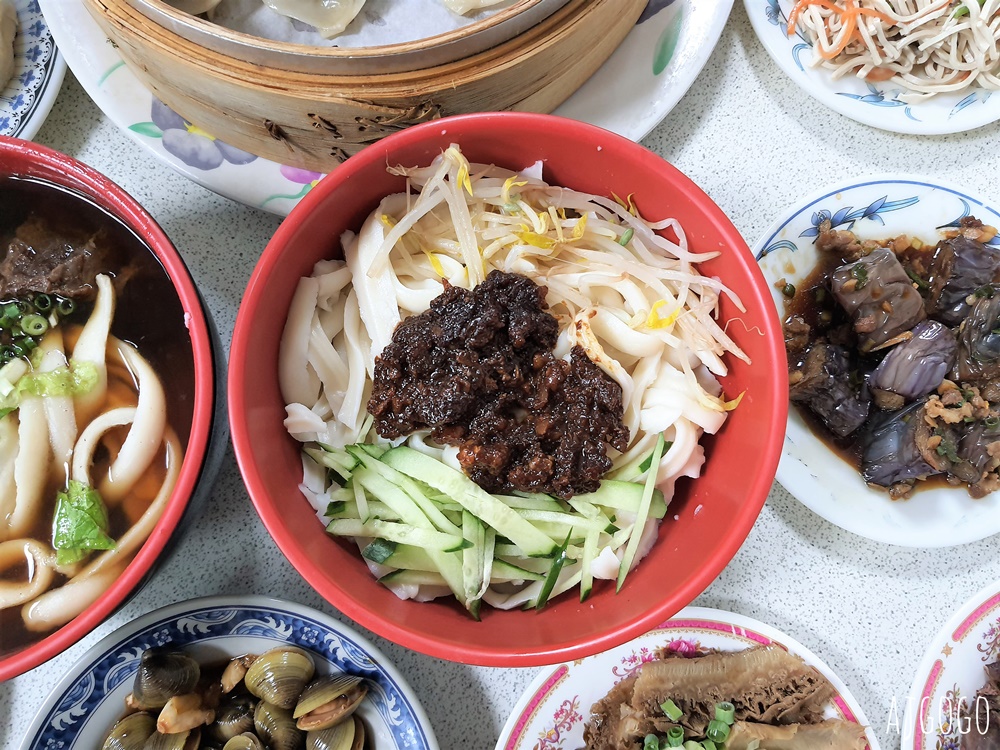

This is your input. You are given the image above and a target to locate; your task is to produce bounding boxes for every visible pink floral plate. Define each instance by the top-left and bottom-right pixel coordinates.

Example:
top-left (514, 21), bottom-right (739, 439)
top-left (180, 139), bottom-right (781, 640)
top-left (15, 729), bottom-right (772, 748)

top-left (903, 581), bottom-right (1000, 750)
top-left (495, 606), bottom-right (880, 750)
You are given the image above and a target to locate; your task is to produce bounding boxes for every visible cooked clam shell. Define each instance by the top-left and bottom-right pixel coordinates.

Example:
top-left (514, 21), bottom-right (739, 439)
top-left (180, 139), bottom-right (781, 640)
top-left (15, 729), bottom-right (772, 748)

top-left (142, 728), bottom-right (200, 750)
top-left (244, 646), bottom-right (315, 710)
top-left (294, 675), bottom-right (367, 731)
top-left (209, 694), bottom-right (257, 742)
top-left (102, 711), bottom-right (157, 750)
top-left (221, 732), bottom-right (265, 750)
top-left (254, 700), bottom-right (305, 750)
top-left (306, 715), bottom-right (364, 750)
top-left (132, 649), bottom-right (201, 710)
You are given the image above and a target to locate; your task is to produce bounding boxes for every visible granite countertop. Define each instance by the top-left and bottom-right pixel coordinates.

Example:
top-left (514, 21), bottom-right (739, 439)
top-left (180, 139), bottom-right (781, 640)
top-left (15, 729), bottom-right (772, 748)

top-left (4, 5), bottom-right (1000, 749)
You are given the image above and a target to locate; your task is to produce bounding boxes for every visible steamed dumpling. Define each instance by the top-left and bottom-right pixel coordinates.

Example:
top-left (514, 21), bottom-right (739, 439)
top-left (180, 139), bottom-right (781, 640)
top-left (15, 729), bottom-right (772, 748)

top-left (261, 0), bottom-right (366, 37)
top-left (440, 0), bottom-right (506, 13)
top-left (0, 0), bottom-right (15, 89)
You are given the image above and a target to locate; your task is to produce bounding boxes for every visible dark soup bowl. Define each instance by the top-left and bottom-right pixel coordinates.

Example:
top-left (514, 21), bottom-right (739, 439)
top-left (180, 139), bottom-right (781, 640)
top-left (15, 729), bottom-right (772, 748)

top-left (0, 137), bottom-right (225, 681)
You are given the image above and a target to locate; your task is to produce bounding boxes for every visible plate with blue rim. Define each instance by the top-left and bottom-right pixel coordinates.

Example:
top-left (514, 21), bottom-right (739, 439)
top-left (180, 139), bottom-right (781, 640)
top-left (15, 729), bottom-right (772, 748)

top-left (1, 0), bottom-right (65, 139)
top-left (19, 595), bottom-right (440, 750)
top-left (754, 175), bottom-right (1000, 547)
top-left (743, 0), bottom-right (1000, 135)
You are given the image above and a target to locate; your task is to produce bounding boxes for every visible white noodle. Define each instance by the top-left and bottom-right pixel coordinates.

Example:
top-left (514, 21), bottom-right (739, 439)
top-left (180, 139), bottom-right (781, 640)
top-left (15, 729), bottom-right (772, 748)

top-left (7, 398), bottom-right (49, 540)
top-left (99, 339), bottom-right (167, 502)
top-left (72, 273), bottom-right (115, 423)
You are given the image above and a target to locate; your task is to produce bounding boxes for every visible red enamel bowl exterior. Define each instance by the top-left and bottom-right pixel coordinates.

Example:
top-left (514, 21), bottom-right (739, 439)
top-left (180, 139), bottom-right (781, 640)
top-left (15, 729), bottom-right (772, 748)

top-left (229, 112), bottom-right (787, 667)
top-left (0, 137), bottom-right (220, 682)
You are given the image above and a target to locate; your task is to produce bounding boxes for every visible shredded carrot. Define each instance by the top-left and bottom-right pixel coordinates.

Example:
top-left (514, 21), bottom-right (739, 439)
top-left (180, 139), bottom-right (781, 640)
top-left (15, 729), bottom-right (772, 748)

top-left (787, 0), bottom-right (896, 58)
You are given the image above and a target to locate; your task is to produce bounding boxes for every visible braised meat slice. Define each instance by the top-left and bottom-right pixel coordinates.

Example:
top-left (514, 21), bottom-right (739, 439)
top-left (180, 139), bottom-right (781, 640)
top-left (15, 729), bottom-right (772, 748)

top-left (0, 214), bottom-right (113, 299)
top-left (830, 248), bottom-right (926, 352)
top-left (584, 646), bottom-right (844, 750)
top-left (725, 721), bottom-right (867, 750)
top-left (966, 660), bottom-right (1000, 750)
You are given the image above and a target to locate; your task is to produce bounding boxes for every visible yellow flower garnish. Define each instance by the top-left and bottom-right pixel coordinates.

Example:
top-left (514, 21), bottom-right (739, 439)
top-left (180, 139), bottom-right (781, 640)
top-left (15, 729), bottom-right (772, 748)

top-left (502, 176), bottom-right (527, 204)
top-left (722, 391), bottom-right (745, 411)
top-left (517, 231), bottom-right (556, 250)
top-left (646, 300), bottom-right (679, 329)
top-left (425, 251), bottom-right (446, 277)
top-left (445, 146), bottom-right (474, 197)
top-left (612, 192), bottom-right (639, 216)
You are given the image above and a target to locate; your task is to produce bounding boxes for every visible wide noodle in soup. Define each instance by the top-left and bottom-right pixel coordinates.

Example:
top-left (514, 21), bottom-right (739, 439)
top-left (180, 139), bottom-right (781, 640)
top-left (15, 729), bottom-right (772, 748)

top-left (0, 177), bottom-right (194, 657)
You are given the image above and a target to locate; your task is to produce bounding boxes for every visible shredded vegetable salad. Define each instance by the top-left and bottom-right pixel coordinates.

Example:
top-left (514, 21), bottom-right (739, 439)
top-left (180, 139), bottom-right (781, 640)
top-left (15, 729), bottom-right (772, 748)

top-left (278, 145), bottom-right (748, 614)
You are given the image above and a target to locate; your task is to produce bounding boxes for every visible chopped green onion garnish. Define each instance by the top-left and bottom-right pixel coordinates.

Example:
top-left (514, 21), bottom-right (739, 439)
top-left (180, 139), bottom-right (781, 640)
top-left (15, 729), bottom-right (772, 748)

top-left (643, 735), bottom-right (660, 750)
top-left (850, 263), bottom-right (868, 289)
top-left (666, 727), bottom-right (685, 747)
top-left (661, 698), bottom-right (683, 722)
top-left (56, 297), bottom-right (76, 316)
top-left (33, 293), bottom-right (52, 312)
top-left (715, 701), bottom-right (735, 725)
top-left (618, 228), bottom-right (634, 246)
top-left (986, 416), bottom-right (1000, 428)
top-left (706, 720), bottom-right (730, 744)
top-left (701, 741), bottom-right (717, 750)
top-left (782, 283), bottom-right (796, 298)
top-left (19, 314), bottom-right (48, 336)
top-left (683, 742), bottom-right (701, 750)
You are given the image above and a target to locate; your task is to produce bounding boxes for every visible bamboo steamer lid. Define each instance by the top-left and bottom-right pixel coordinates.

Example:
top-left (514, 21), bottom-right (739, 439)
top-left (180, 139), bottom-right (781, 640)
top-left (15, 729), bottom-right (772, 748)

top-left (84, 0), bottom-right (647, 173)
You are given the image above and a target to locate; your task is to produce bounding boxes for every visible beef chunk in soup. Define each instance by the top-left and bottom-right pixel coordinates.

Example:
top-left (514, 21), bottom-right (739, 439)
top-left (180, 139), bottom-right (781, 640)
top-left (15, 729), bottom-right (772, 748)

top-left (0, 215), bottom-right (117, 299)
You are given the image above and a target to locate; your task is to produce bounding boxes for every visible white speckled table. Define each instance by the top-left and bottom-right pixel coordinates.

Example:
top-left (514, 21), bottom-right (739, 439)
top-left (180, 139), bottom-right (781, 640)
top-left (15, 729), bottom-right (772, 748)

top-left (3, 5), bottom-right (999, 749)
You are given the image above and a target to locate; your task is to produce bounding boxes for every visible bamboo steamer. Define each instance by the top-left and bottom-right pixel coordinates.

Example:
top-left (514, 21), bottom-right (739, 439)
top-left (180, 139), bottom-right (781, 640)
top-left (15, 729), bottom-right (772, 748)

top-left (83, 0), bottom-right (647, 173)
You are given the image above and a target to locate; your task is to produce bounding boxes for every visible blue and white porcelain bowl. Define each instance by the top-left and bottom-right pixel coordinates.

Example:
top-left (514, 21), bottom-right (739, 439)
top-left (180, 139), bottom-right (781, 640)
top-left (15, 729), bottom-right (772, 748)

top-left (754, 176), bottom-right (1000, 548)
top-left (20, 596), bottom-right (440, 750)
top-left (2, 0), bottom-right (65, 139)
top-left (744, 0), bottom-right (1000, 134)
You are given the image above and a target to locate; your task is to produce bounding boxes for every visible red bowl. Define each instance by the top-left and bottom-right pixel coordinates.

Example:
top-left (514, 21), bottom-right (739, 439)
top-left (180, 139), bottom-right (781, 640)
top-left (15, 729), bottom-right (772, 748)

top-left (0, 137), bottom-right (225, 681)
top-left (229, 113), bottom-right (787, 667)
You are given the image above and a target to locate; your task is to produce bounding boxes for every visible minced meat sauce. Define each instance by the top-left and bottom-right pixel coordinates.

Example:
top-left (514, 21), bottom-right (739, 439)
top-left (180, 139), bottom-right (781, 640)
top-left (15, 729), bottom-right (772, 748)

top-left (367, 270), bottom-right (629, 499)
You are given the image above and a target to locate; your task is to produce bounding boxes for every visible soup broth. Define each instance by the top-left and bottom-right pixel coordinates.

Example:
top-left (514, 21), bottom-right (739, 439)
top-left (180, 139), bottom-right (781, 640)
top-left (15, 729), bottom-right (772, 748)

top-left (0, 177), bottom-right (194, 657)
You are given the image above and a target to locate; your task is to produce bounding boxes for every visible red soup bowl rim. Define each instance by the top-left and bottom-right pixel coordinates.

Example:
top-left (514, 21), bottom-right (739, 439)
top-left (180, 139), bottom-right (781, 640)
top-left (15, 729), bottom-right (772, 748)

top-left (229, 111), bottom-right (787, 667)
top-left (0, 136), bottom-right (216, 681)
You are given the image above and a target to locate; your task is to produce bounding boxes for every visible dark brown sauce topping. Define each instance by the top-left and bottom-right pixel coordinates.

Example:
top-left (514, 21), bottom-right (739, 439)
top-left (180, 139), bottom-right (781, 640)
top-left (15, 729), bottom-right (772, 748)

top-left (367, 270), bottom-right (629, 498)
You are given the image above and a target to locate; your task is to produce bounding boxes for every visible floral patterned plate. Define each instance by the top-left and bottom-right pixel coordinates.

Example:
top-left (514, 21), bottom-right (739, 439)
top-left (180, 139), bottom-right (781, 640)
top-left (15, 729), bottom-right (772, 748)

top-left (744, 0), bottom-right (1000, 134)
top-left (19, 595), bottom-right (439, 750)
top-left (37, 0), bottom-right (730, 216)
top-left (903, 580), bottom-right (1000, 750)
top-left (1, 0), bottom-right (65, 139)
top-left (753, 175), bottom-right (1000, 548)
top-left (495, 606), bottom-right (879, 750)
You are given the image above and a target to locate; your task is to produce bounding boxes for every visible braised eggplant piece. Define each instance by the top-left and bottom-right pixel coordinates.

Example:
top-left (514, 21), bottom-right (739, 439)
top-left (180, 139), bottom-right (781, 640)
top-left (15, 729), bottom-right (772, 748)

top-left (957, 285), bottom-right (1000, 381)
top-left (926, 231), bottom-right (1000, 325)
top-left (869, 320), bottom-right (957, 404)
top-left (860, 399), bottom-right (939, 488)
top-left (830, 248), bottom-right (926, 352)
top-left (789, 343), bottom-right (869, 437)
